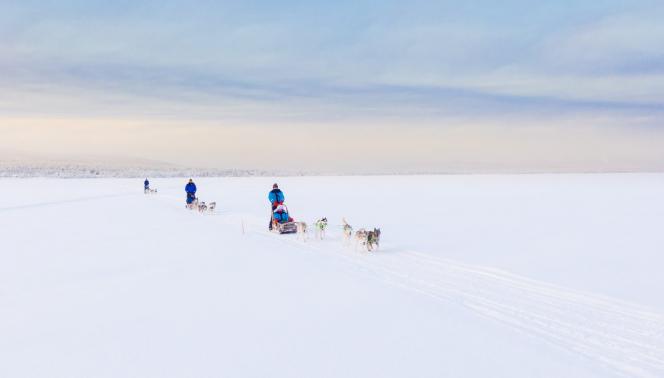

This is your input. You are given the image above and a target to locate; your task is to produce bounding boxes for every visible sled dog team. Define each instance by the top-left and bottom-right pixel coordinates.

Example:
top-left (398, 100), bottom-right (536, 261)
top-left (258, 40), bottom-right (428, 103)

top-left (292, 215), bottom-right (380, 252)
top-left (186, 198), bottom-right (217, 213)
top-left (145, 178), bottom-right (381, 251)
top-left (266, 183), bottom-right (380, 251)
top-left (184, 178), bottom-right (217, 212)
top-left (143, 179), bottom-right (157, 194)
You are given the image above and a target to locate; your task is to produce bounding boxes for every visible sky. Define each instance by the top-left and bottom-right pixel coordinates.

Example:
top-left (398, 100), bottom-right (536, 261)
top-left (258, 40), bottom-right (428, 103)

top-left (1, 0), bottom-right (663, 172)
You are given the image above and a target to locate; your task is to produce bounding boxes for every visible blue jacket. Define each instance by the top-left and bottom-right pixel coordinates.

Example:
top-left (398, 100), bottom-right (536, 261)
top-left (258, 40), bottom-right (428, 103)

top-left (144, 179), bottom-right (149, 187)
top-left (185, 182), bottom-right (197, 194)
top-left (268, 189), bottom-right (284, 205)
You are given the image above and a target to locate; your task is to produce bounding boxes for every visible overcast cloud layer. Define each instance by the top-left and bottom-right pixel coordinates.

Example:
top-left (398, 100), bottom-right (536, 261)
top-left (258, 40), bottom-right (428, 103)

top-left (1, 1), bottom-right (663, 172)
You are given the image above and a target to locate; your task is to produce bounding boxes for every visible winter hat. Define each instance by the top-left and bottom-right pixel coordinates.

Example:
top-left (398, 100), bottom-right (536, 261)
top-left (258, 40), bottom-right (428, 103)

top-left (273, 183), bottom-right (278, 188)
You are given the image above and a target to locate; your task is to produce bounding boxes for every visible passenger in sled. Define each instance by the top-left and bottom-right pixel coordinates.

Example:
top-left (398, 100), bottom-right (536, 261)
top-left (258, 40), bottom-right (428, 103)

top-left (272, 203), bottom-right (293, 225)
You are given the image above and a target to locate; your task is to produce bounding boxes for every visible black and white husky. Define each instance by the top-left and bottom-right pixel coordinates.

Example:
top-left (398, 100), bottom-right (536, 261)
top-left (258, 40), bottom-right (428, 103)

top-left (367, 228), bottom-right (381, 251)
top-left (314, 217), bottom-right (328, 239)
top-left (198, 201), bottom-right (207, 212)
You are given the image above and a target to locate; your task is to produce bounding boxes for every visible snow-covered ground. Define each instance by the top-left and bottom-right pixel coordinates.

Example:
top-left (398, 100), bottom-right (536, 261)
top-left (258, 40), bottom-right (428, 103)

top-left (1, 174), bottom-right (663, 378)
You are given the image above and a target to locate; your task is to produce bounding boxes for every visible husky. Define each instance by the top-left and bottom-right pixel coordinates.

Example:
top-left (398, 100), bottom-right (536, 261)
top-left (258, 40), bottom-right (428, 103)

top-left (354, 228), bottom-right (368, 250)
top-left (342, 218), bottom-right (353, 245)
top-left (295, 222), bottom-right (308, 241)
top-left (198, 201), bottom-right (207, 212)
top-left (367, 228), bottom-right (381, 251)
top-left (314, 217), bottom-right (328, 239)
top-left (354, 227), bottom-right (381, 251)
top-left (208, 202), bottom-right (216, 212)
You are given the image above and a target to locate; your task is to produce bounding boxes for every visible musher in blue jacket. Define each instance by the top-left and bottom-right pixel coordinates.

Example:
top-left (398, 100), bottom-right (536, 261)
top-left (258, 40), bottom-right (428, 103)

top-left (268, 183), bottom-right (285, 230)
top-left (185, 178), bottom-right (197, 204)
top-left (144, 178), bottom-right (150, 192)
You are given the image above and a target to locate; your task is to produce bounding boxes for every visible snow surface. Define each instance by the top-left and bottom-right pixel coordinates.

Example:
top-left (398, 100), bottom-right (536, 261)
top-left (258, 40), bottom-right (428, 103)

top-left (1, 174), bottom-right (664, 378)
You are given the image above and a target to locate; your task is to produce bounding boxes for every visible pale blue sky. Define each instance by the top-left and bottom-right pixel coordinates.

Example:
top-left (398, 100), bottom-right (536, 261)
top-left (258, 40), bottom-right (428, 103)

top-left (1, 1), bottom-right (663, 171)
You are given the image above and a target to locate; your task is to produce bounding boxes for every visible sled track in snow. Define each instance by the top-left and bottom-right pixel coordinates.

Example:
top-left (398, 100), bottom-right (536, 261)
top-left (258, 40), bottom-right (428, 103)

top-left (253, 229), bottom-right (664, 378)
top-left (360, 251), bottom-right (664, 378)
top-left (0, 192), bottom-right (137, 212)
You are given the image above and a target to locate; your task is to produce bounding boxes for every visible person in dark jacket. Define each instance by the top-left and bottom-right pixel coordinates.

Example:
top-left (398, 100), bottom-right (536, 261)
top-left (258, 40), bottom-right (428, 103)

top-left (185, 179), bottom-right (197, 204)
top-left (268, 183), bottom-right (285, 230)
top-left (144, 178), bottom-right (150, 193)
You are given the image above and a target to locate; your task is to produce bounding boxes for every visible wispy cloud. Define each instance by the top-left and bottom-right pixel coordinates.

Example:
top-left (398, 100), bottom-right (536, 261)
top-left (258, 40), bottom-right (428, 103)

top-left (1, 1), bottom-right (663, 170)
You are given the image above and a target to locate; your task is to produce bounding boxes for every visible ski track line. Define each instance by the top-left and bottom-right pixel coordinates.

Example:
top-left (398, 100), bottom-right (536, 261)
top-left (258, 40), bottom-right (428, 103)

top-left (371, 253), bottom-right (664, 377)
top-left (0, 192), bottom-right (138, 212)
top-left (241, 219), bottom-right (664, 378)
top-left (402, 251), bottom-right (664, 336)
top-left (0, 264), bottom-right (176, 307)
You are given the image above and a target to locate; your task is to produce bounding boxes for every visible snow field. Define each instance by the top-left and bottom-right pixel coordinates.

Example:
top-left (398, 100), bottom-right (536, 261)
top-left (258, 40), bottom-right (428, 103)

top-left (1, 174), bottom-right (664, 377)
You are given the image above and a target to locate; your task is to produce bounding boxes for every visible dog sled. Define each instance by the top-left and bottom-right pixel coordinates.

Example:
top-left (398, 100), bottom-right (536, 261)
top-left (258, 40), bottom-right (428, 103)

top-left (273, 220), bottom-right (298, 234)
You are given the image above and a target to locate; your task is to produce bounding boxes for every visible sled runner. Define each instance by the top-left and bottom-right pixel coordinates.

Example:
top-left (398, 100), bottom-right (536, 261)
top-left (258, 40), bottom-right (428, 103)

top-left (273, 220), bottom-right (298, 234)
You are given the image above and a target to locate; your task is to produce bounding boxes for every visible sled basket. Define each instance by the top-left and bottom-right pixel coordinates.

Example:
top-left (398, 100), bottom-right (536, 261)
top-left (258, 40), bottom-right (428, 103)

top-left (276, 222), bottom-right (298, 234)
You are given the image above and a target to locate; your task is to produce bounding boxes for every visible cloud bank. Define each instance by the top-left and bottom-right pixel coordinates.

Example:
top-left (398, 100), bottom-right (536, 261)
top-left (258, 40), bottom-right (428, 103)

top-left (1, 1), bottom-right (663, 171)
